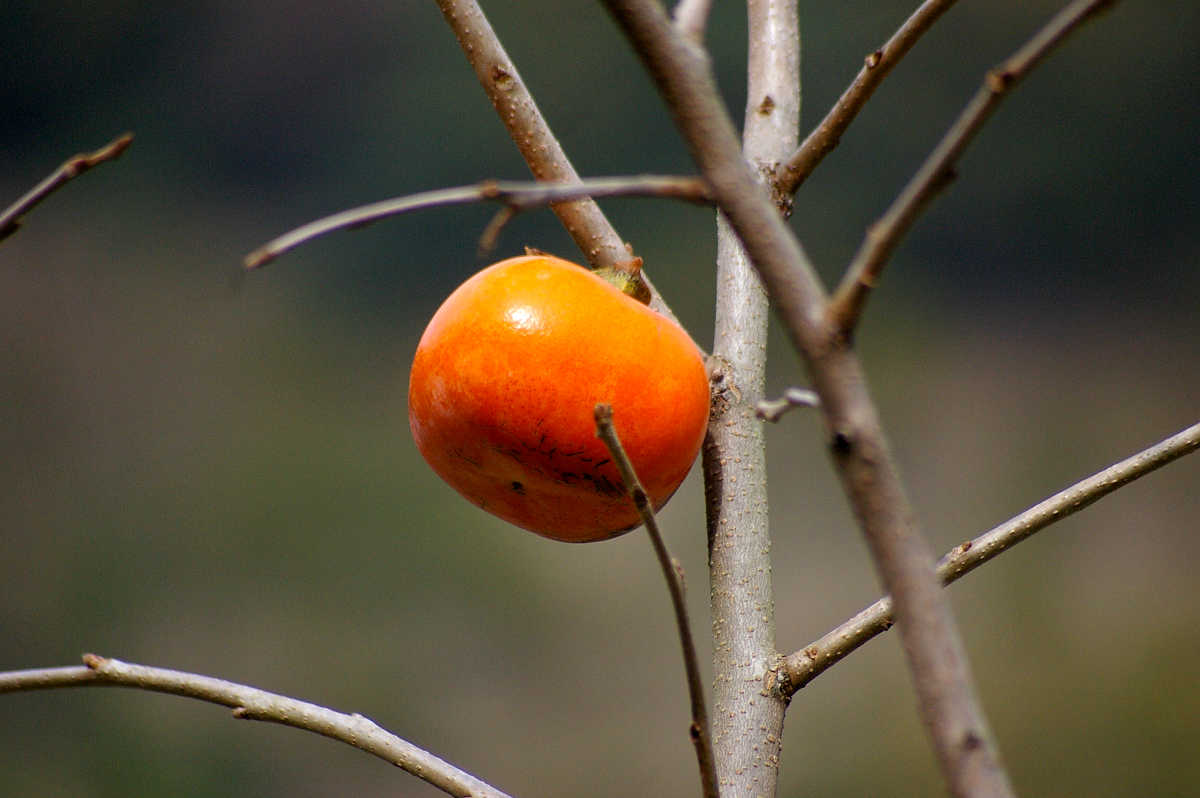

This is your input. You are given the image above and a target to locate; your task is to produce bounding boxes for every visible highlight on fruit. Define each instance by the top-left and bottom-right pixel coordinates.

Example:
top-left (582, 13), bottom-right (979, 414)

top-left (408, 253), bottom-right (710, 542)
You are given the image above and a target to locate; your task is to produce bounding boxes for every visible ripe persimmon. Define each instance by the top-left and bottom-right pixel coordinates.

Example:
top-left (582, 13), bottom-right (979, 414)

top-left (408, 254), bottom-right (710, 542)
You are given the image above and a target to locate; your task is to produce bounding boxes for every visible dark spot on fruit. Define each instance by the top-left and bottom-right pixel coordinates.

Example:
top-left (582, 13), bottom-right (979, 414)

top-left (494, 444), bottom-right (525, 463)
top-left (451, 448), bottom-right (481, 467)
top-left (510, 481), bottom-right (525, 495)
top-left (593, 474), bottom-right (624, 497)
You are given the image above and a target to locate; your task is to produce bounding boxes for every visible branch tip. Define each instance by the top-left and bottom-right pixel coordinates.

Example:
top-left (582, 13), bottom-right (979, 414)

top-left (830, 0), bottom-right (1119, 336)
top-left (61, 132), bottom-right (134, 178)
top-left (243, 249), bottom-right (274, 270)
top-left (592, 400), bottom-right (717, 798)
top-left (477, 206), bottom-right (517, 257)
top-left (0, 132), bottom-right (135, 243)
top-left (756, 387), bottom-right (819, 422)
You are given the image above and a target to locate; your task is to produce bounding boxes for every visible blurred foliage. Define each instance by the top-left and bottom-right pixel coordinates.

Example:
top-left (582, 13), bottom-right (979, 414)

top-left (2, 1), bottom-right (1198, 796)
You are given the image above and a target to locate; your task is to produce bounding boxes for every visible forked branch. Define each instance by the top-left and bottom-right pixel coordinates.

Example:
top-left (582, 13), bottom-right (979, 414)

top-left (776, 0), bottom-right (960, 196)
top-left (434, 0), bottom-right (678, 322)
top-left (0, 133), bottom-right (133, 242)
top-left (434, 0), bottom-right (628, 269)
top-left (827, 0), bottom-right (1119, 336)
top-left (780, 419), bottom-right (1200, 695)
top-left (0, 654), bottom-right (512, 798)
top-left (600, 2), bottom-right (1015, 796)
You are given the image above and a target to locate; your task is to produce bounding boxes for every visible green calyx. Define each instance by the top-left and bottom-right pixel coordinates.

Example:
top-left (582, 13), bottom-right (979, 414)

top-left (593, 260), bottom-right (652, 306)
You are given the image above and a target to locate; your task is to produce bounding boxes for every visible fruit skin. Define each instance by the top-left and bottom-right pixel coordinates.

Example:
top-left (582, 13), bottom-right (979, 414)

top-left (408, 254), bottom-right (710, 542)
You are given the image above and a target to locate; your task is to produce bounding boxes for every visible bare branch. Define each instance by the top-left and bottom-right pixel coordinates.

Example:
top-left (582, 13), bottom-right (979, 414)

top-left (0, 133), bottom-right (133, 243)
top-left (600, 2), bottom-right (1015, 796)
top-left (672, 0), bottom-right (713, 43)
top-left (434, 0), bottom-right (624, 266)
top-left (755, 387), bottom-right (820, 422)
top-left (827, 0), bottom-right (1119, 336)
top-left (701, 0), bottom-right (799, 792)
top-left (435, 0), bottom-right (681, 323)
top-left (244, 176), bottom-right (711, 270)
top-left (594, 404), bottom-right (718, 798)
top-left (0, 654), bottom-right (513, 798)
top-left (775, 0), bottom-right (959, 196)
top-left (780, 419), bottom-right (1200, 695)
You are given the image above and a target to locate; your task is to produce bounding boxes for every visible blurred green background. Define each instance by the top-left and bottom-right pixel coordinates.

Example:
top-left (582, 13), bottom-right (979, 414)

top-left (2, 1), bottom-right (1197, 796)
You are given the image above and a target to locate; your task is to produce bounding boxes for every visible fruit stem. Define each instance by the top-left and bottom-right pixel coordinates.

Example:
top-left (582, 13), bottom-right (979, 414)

top-left (593, 257), bottom-right (652, 305)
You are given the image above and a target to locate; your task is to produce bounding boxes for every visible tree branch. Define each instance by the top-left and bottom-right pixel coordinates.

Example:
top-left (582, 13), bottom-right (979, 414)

top-left (775, 0), bottom-right (959, 196)
top-left (434, 0), bottom-right (679, 321)
top-left (0, 654), bottom-right (513, 798)
top-left (827, 0), bottom-right (1119, 336)
top-left (0, 133), bottom-right (133, 242)
top-left (243, 176), bottom-right (711, 269)
top-left (433, 0), bottom-right (626, 267)
top-left (672, 0), bottom-right (713, 43)
top-left (779, 419), bottom-right (1200, 695)
top-left (700, 0), bottom-right (798, 794)
top-left (599, 2), bottom-right (1015, 796)
top-left (755, 387), bottom-right (819, 423)
top-left (594, 404), bottom-right (718, 798)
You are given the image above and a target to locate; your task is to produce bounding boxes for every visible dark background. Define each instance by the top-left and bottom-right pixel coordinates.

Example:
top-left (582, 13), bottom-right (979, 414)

top-left (2, 1), bottom-right (1197, 796)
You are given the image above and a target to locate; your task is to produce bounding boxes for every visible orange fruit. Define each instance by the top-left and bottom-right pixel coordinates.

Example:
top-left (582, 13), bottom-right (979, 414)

top-left (408, 254), bottom-right (710, 542)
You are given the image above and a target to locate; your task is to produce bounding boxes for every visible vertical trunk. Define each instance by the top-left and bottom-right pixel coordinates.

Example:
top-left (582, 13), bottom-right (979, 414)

top-left (704, 2), bottom-right (799, 796)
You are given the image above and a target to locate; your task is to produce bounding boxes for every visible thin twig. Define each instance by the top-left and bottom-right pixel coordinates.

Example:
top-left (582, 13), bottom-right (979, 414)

top-left (600, 2), bottom-right (1015, 796)
top-left (827, 0), bottom-right (1119, 336)
top-left (779, 419), bottom-right (1200, 696)
top-left (775, 0), bottom-right (960, 196)
top-left (244, 176), bottom-right (710, 270)
top-left (0, 654), bottom-right (512, 798)
top-left (755, 387), bottom-right (820, 422)
top-left (593, 404), bottom-right (719, 798)
top-left (0, 133), bottom-right (133, 242)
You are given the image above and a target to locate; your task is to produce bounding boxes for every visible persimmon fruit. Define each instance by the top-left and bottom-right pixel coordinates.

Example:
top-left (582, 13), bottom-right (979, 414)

top-left (408, 254), bottom-right (710, 542)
